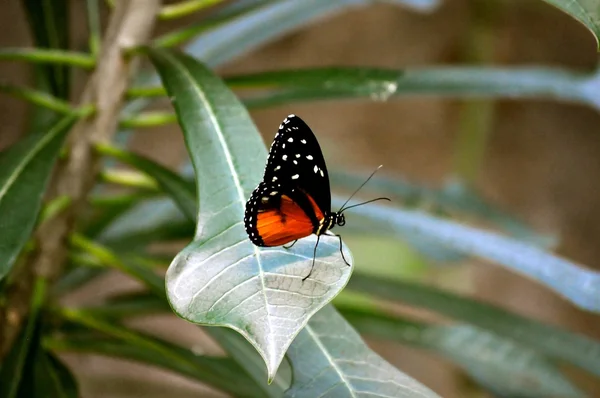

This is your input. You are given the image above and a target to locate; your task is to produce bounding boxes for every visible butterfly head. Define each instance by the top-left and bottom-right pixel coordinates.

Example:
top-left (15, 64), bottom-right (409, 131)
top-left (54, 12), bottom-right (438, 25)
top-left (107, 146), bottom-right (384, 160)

top-left (334, 212), bottom-right (346, 227)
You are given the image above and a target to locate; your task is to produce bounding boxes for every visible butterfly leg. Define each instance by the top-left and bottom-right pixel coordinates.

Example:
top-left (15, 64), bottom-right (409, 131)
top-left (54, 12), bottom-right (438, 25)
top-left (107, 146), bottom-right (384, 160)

top-left (328, 233), bottom-right (350, 267)
top-left (302, 235), bottom-right (321, 281)
top-left (283, 239), bottom-right (298, 249)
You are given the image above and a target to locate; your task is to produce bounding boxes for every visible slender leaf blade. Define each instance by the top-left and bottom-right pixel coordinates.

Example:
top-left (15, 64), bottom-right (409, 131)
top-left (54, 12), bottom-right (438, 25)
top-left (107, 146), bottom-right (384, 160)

top-left (30, 351), bottom-right (79, 398)
top-left (341, 307), bottom-right (584, 398)
top-left (348, 273), bottom-right (600, 377)
top-left (340, 201), bottom-right (600, 313)
top-left (95, 144), bottom-right (196, 220)
top-left (0, 114), bottom-right (77, 279)
top-left (285, 305), bottom-right (440, 398)
top-left (147, 48), bottom-right (352, 379)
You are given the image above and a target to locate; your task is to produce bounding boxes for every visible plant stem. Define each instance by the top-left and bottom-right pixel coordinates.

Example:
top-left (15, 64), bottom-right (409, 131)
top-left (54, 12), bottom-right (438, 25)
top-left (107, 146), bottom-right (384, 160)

top-left (0, 48), bottom-right (95, 69)
top-left (0, 82), bottom-right (78, 114)
top-left (99, 169), bottom-right (159, 191)
top-left (119, 111), bottom-right (177, 128)
top-left (159, 0), bottom-right (223, 20)
top-left (86, 0), bottom-right (102, 57)
top-left (0, 0), bottom-right (161, 362)
top-left (452, 0), bottom-right (500, 184)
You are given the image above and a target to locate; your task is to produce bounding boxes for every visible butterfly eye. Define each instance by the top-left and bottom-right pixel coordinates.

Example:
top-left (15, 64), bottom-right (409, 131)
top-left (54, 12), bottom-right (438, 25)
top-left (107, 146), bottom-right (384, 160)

top-left (337, 214), bottom-right (346, 227)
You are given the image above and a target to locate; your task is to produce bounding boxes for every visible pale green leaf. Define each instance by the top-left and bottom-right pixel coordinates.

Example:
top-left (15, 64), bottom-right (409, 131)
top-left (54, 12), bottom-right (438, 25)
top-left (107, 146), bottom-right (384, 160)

top-left (148, 48), bottom-right (352, 380)
top-left (285, 305), bottom-right (440, 398)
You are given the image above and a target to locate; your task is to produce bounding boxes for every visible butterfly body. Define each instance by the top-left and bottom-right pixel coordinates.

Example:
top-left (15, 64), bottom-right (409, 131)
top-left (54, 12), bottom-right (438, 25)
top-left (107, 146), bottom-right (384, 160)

top-left (244, 114), bottom-right (344, 250)
top-left (244, 114), bottom-right (385, 280)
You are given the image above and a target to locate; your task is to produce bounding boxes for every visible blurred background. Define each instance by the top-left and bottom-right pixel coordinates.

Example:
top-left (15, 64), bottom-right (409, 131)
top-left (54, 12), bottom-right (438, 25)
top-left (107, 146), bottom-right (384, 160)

top-left (1, 0), bottom-right (599, 397)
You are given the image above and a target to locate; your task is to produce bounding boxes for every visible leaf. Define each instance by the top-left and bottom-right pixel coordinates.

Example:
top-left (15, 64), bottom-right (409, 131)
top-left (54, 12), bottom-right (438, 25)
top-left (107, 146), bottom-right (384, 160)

top-left (541, 0), bottom-right (600, 49)
top-left (0, 114), bottom-right (77, 280)
top-left (227, 66), bottom-right (600, 111)
top-left (337, 200), bottom-right (600, 313)
top-left (29, 351), bottom-right (79, 398)
top-left (95, 144), bottom-right (196, 220)
top-left (285, 305), bottom-right (440, 398)
top-left (347, 273), bottom-right (600, 377)
top-left (0, 278), bottom-right (47, 398)
top-left (341, 307), bottom-right (584, 398)
top-left (148, 47), bottom-right (353, 380)
top-left (331, 171), bottom-right (555, 248)
top-left (49, 309), bottom-right (263, 398)
top-left (22, 0), bottom-right (71, 99)
top-left (183, 0), bottom-right (440, 68)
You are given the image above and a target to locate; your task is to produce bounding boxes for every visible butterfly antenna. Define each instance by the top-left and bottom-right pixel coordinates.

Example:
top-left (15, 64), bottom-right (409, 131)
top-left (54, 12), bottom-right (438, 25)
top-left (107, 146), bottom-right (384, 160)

top-left (339, 196), bottom-right (390, 212)
top-left (339, 165), bottom-right (383, 212)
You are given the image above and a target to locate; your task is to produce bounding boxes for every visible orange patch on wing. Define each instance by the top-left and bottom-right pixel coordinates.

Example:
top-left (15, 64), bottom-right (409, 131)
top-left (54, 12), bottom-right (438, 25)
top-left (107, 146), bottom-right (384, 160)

top-left (256, 194), bottom-right (319, 246)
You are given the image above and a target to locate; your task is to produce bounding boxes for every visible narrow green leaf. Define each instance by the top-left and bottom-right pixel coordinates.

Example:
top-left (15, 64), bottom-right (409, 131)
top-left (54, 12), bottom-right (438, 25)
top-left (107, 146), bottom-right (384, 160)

top-left (96, 143), bottom-right (196, 220)
top-left (0, 114), bottom-right (78, 279)
top-left (285, 305), bottom-right (440, 398)
top-left (85, 0), bottom-right (101, 57)
top-left (340, 307), bottom-right (584, 398)
top-left (148, 47), bottom-right (352, 380)
top-left (50, 311), bottom-right (263, 397)
top-left (22, 0), bottom-right (71, 99)
top-left (0, 83), bottom-right (79, 115)
top-left (347, 273), bottom-right (600, 377)
top-left (541, 0), bottom-right (600, 49)
top-left (340, 201), bottom-right (600, 312)
top-left (118, 111), bottom-right (178, 128)
top-left (226, 66), bottom-right (600, 110)
top-left (70, 234), bottom-right (165, 297)
top-left (0, 277), bottom-right (47, 398)
top-left (30, 351), bottom-right (79, 398)
top-left (331, 171), bottom-right (555, 248)
top-left (0, 49), bottom-right (95, 69)
top-left (159, 0), bottom-right (224, 19)
top-left (184, 0), bottom-right (440, 68)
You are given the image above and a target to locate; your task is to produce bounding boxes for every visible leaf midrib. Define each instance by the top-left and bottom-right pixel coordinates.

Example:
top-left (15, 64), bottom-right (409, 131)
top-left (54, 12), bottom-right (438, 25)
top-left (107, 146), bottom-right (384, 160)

top-left (162, 51), bottom-right (273, 355)
top-left (0, 116), bottom-right (69, 203)
top-left (305, 325), bottom-right (356, 398)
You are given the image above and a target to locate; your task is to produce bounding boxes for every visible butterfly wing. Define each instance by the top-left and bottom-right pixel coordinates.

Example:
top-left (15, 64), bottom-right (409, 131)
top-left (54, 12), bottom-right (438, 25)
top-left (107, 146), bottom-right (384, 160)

top-left (245, 182), bottom-right (324, 247)
top-left (244, 114), bottom-right (331, 247)
top-left (262, 114), bottom-right (331, 214)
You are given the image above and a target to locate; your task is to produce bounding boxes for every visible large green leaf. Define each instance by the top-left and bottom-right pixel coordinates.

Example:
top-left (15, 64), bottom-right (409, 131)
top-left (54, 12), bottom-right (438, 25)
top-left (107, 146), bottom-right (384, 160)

top-left (348, 273), bottom-right (600, 377)
top-left (285, 305), bottom-right (440, 398)
top-left (338, 200), bottom-right (600, 313)
top-left (148, 48), bottom-right (352, 379)
top-left (341, 307), bottom-right (584, 398)
top-left (541, 0), bottom-right (600, 49)
top-left (0, 114), bottom-right (77, 279)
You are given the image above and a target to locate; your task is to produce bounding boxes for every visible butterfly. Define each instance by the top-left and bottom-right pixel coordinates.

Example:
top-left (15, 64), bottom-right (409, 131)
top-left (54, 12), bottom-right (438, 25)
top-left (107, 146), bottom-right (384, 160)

top-left (244, 114), bottom-right (388, 280)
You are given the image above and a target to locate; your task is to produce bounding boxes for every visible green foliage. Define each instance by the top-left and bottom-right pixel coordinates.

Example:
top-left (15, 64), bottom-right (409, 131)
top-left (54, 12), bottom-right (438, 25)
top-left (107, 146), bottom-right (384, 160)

top-left (1, 1), bottom-right (600, 397)
top-left (0, 114), bottom-right (78, 278)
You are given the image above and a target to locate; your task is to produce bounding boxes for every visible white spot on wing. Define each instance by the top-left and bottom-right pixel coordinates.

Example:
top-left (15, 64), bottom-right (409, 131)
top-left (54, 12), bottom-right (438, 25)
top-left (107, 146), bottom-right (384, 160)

top-left (292, 174), bottom-right (299, 180)
top-left (314, 165), bottom-right (319, 173)
top-left (319, 170), bottom-right (324, 177)
top-left (288, 137), bottom-right (293, 143)
top-left (306, 155), bottom-right (313, 160)
top-left (301, 139), bottom-right (307, 144)
top-left (282, 155), bottom-right (287, 160)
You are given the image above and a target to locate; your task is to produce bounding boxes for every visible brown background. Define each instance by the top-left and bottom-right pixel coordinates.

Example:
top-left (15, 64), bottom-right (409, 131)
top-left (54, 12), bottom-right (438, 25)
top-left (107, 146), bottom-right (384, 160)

top-left (1, 0), bottom-right (599, 396)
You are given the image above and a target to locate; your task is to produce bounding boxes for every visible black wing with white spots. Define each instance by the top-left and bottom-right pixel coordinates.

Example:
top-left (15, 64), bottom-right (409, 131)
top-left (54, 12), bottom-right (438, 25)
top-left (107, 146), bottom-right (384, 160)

top-left (244, 114), bottom-right (332, 247)
top-left (261, 114), bottom-right (331, 212)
